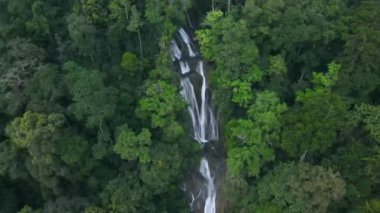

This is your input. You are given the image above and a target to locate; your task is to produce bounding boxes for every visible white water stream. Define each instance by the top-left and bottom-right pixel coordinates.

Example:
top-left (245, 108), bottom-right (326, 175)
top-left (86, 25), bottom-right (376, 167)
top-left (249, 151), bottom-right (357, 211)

top-left (171, 28), bottom-right (219, 213)
top-left (200, 158), bottom-right (216, 213)
top-left (178, 28), bottom-right (196, 57)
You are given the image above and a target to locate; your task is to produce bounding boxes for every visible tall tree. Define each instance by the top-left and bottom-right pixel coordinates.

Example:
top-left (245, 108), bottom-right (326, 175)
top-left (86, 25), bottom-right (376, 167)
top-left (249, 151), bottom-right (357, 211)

top-left (127, 5), bottom-right (144, 59)
top-left (243, 0), bottom-right (347, 86)
top-left (77, 0), bottom-right (109, 26)
top-left (63, 61), bottom-right (117, 129)
top-left (336, 0), bottom-right (380, 102)
top-left (5, 112), bottom-right (65, 192)
top-left (258, 162), bottom-right (346, 213)
top-left (66, 14), bottom-right (99, 62)
top-left (280, 62), bottom-right (347, 158)
top-left (113, 124), bottom-right (151, 163)
top-left (24, 64), bottom-right (64, 113)
top-left (25, 1), bottom-right (50, 44)
top-left (226, 91), bottom-right (287, 177)
top-left (100, 174), bottom-right (155, 213)
top-left (0, 38), bottom-right (45, 115)
top-left (136, 80), bottom-right (186, 133)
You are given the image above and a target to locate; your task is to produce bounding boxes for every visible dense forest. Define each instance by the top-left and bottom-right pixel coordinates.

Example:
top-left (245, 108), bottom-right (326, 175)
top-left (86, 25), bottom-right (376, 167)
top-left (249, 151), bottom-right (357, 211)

top-left (0, 0), bottom-right (379, 212)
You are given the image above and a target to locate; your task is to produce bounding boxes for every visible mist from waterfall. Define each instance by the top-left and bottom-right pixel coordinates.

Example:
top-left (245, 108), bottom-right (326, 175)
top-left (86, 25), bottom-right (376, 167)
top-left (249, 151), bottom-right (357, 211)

top-left (171, 28), bottom-right (219, 213)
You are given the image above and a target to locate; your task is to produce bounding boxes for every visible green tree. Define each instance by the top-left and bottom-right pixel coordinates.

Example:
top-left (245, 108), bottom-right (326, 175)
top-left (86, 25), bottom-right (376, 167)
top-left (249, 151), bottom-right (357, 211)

top-left (25, 1), bottom-right (50, 43)
top-left (0, 140), bottom-right (28, 180)
top-left (101, 174), bottom-right (155, 213)
top-left (280, 62), bottom-right (347, 157)
top-left (57, 135), bottom-right (89, 166)
top-left (113, 125), bottom-right (151, 163)
top-left (321, 140), bottom-right (377, 210)
top-left (5, 112), bottom-right (65, 192)
top-left (78, 0), bottom-right (109, 26)
top-left (41, 196), bottom-right (89, 213)
top-left (66, 14), bottom-right (99, 61)
top-left (258, 162), bottom-right (346, 213)
top-left (120, 52), bottom-right (139, 75)
top-left (144, 0), bottom-right (190, 24)
top-left (352, 104), bottom-right (380, 186)
top-left (106, 0), bottom-right (130, 59)
top-left (196, 10), bottom-right (262, 115)
top-left (108, 0), bottom-right (130, 22)
top-left (127, 5), bottom-right (144, 59)
top-left (0, 38), bottom-right (45, 115)
top-left (5, 111), bottom-right (64, 151)
top-left (355, 104), bottom-right (380, 143)
top-left (139, 144), bottom-right (183, 193)
top-left (254, 203), bottom-right (282, 213)
top-left (136, 80), bottom-right (185, 129)
top-left (196, 10), bottom-right (259, 80)
top-left (84, 206), bottom-right (106, 213)
top-left (108, 1), bottom-right (145, 59)
top-left (352, 199), bottom-right (380, 213)
top-left (337, 0), bottom-right (380, 102)
top-left (25, 64), bottom-right (64, 113)
top-left (226, 91), bottom-right (286, 177)
top-left (63, 61), bottom-right (117, 129)
top-left (17, 205), bottom-right (35, 213)
top-left (262, 55), bottom-right (289, 99)
top-left (243, 0), bottom-right (347, 84)
top-left (0, 0), bottom-right (33, 39)
top-left (281, 92), bottom-right (347, 157)
top-left (220, 174), bottom-right (252, 211)
top-left (5, 111), bottom-right (96, 195)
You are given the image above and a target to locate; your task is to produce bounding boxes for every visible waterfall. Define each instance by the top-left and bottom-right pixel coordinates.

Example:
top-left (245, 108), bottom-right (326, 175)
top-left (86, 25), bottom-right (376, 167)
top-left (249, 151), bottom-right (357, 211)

top-left (200, 158), bottom-right (216, 213)
top-left (171, 40), bottom-right (182, 61)
top-left (178, 62), bottom-right (218, 143)
top-left (171, 28), bottom-right (219, 213)
top-left (180, 77), bottom-right (201, 141)
top-left (178, 28), bottom-right (196, 57)
top-left (180, 61), bottom-right (191, 75)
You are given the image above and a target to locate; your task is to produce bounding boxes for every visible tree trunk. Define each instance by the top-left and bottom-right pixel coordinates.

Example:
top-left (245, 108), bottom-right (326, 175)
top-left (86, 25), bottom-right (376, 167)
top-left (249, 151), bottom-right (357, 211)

top-left (123, 3), bottom-right (129, 20)
top-left (137, 28), bottom-right (143, 59)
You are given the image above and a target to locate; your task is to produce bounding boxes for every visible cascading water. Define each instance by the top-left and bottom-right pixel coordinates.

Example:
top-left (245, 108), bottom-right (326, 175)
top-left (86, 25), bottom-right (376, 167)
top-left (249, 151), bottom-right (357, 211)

top-left (200, 158), bottom-right (216, 213)
top-left (178, 28), bottom-right (196, 57)
top-left (171, 40), bottom-right (182, 61)
top-left (171, 28), bottom-right (219, 213)
top-left (180, 61), bottom-right (191, 75)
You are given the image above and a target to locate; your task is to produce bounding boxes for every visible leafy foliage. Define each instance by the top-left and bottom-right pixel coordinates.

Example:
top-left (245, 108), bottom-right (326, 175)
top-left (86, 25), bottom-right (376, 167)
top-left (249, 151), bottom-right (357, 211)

top-left (25, 1), bottom-right (50, 43)
top-left (5, 112), bottom-right (64, 150)
top-left (258, 162), bottom-right (346, 213)
top-left (63, 61), bottom-right (117, 128)
top-left (0, 0), bottom-right (378, 212)
top-left (121, 52), bottom-right (139, 74)
top-left (196, 10), bottom-right (259, 80)
top-left (66, 14), bottom-right (99, 59)
top-left (336, 0), bottom-right (380, 102)
top-left (355, 104), bottom-right (380, 143)
top-left (136, 80), bottom-right (186, 129)
top-left (114, 125), bottom-right (151, 163)
top-left (280, 63), bottom-right (348, 157)
top-left (226, 91), bottom-right (286, 177)
top-left (100, 174), bottom-right (155, 213)
top-left (0, 38), bottom-right (45, 115)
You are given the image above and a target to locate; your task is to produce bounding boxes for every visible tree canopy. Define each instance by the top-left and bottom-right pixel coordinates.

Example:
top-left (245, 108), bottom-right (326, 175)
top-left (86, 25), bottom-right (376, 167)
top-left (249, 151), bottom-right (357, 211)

top-left (0, 0), bottom-right (378, 212)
